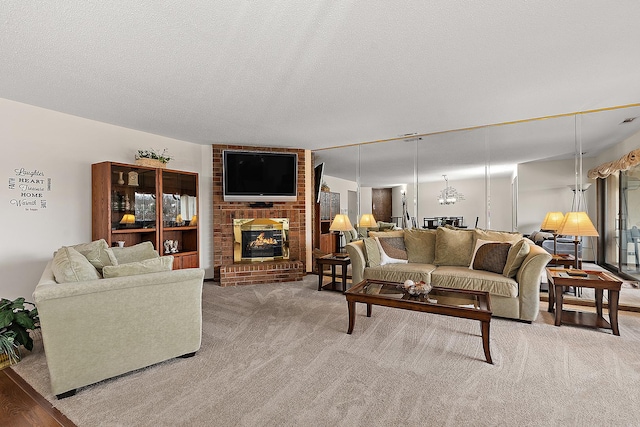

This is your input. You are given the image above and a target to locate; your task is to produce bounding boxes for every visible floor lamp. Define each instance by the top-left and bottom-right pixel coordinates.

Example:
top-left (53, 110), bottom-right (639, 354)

top-left (556, 211), bottom-right (599, 269)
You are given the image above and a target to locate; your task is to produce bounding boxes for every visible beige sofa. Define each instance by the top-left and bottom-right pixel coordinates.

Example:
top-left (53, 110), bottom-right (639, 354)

top-left (346, 227), bottom-right (551, 322)
top-left (33, 240), bottom-right (204, 398)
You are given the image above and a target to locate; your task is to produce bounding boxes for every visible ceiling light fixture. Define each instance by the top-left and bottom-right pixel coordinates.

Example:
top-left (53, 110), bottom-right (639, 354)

top-left (437, 175), bottom-right (464, 205)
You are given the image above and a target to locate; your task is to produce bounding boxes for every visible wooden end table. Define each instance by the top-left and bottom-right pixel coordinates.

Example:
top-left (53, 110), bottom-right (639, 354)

top-left (546, 267), bottom-right (622, 335)
top-left (317, 254), bottom-right (350, 292)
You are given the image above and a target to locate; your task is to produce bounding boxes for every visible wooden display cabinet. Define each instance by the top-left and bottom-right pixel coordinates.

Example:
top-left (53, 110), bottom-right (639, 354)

top-left (92, 161), bottom-right (199, 269)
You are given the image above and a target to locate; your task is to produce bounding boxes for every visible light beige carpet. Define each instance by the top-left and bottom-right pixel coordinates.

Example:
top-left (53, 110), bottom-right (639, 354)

top-left (12, 275), bottom-right (640, 426)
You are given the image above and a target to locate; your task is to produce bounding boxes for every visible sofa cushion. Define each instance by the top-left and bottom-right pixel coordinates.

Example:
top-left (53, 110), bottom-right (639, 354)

top-left (375, 236), bottom-right (408, 265)
top-left (363, 237), bottom-right (381, 267)
top-left (404, 229), bottom-right (436, 264)
top-left (471, 242), bottom-right (511, 274)
top-left (369, 230), bottom-right (404, 239)
top-left (109, 241), bottom-right (159, 264)
top-left (473, 229), bottom-right (522, 244)
top-left (71, 239), bottom-right (117, 273)
top-left (434, 226), bottom-right (474, 266)
top-left (51, 246), bottom-right (101, 283)
top-left (503, 239), bottom-right (531, 278)
top-left (431, 266), bottom-right (518, 298)
top-left (363, 263), bottom-right (436, 284)
top-left (102, 256), bottom-right (174, 278)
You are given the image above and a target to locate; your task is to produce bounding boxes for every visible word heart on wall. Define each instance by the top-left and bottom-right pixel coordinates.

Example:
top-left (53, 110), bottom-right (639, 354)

top-left (8, 168), bottom-right (52, 212)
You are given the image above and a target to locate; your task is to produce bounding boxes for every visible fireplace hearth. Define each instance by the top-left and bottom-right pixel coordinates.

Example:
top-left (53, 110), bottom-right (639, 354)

top-left (233, 218), bottom-right (289, 263)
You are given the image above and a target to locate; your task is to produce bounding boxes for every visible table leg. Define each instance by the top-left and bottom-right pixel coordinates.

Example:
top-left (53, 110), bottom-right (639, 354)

top-left (595, 288), bottom-right (603, 318)
top-left (554, 284), bottom-right (563, 327)
top-left (366, 303), bottom-right (372, 317)
top-left (317, 262), bottom-right (323, 291)
top-left (331, 265), bottom-right (336, 290)
top-left (548, 279), bottom-right (555, 313)
top-left (341, 263), bottom-right (347, 292)
top-left (347, 300), bottom-right (355, 334)
top-left (481, 320), bottom-right (492, 364)
top-left (609, 289), bottom-right (620, 336)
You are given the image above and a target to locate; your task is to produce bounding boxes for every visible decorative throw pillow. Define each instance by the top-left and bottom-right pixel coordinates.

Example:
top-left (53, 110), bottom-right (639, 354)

top-left (375, 236), bottom-right (408, 265)
top-left (102, 256), bottom-right (174, 278)
top-left (469, 239), bottom-right (500, 268)
top-left (404, 229), bottom-right (436, 264)
top-left (109, 241), bottom-right (159, 265)
top-left (363, 237), bottom-right (381, 267)
top-left (503, 239), bottom-right (531, 278)
top-left (71, 239), bottom-right (117, 273)
top-left (473, 229), bottom-right (522, 244)
top-left (472, 242), bottom-right (511, 274)
top-left (434, 226), bottom-right (474, 266)
top-left (51, 246), bottom-right (101, 283)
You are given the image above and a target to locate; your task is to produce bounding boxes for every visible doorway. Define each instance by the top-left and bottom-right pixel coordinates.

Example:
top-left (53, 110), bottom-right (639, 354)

top-left (372, 188), bottom-right (392, 223)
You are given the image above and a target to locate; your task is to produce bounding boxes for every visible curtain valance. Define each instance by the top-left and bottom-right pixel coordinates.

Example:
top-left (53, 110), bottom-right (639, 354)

top-left (587, 148), bottom-right (640, 179)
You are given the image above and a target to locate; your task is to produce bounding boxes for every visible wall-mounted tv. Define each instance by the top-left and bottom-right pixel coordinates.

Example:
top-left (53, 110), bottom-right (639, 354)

top-left (223, 150), bottom-right (298, 202)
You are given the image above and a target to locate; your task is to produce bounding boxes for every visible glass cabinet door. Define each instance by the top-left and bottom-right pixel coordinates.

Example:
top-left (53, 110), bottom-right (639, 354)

top-left (160, 171), bottom-right (199, 266)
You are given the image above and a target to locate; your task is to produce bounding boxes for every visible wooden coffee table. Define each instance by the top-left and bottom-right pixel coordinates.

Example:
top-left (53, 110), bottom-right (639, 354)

top-left (344, 279), bottom-right (493, 364)
top-left (546, 267), bottom-right (622, 335)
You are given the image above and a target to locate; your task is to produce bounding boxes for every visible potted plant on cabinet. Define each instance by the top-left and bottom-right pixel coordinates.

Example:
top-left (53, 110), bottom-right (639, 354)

top-left (0, 298), bottom-right (39, 368)
top-left (135, 148), bottom-right (172, 169)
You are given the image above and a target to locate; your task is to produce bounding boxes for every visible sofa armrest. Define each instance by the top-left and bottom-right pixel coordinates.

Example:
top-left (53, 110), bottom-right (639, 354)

top-left (346, 240), bottom-right (366, 285)
top-left (516, 244), bottom-right (552, 321)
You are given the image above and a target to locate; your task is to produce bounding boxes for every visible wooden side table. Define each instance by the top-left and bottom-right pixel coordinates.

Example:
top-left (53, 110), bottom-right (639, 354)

top-left (317, 254), bottom-right (350, 292)
top-left (546, 267), bottom-right (622, 335)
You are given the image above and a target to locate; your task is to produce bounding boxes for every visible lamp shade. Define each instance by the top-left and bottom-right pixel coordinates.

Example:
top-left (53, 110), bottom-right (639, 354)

top-left (119, 214), bottom-right (136, 225)
top-left (329, 214), bottom-right (353, 232)
top-left (540, 211), bottom-right (565, 232)
top-left (359, 214), bottom-right (377, 228)
top-left (556, 211), bottom-right (599, 237)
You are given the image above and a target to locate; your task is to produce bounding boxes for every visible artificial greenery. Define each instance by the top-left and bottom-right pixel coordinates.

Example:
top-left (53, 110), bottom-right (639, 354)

top-left (0, 298), bottom-right (39, 362)
top-left (136, 148), bottom-right (172, 164)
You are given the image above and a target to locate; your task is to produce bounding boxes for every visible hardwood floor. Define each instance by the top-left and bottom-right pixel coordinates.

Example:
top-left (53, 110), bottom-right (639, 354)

top-left (0, 368), bottom-right (75, 427)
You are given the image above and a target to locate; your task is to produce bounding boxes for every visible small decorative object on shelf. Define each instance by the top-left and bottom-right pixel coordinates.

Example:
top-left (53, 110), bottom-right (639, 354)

top-left (320, 182), bottom-right (330, 192)
top-left (128, 171), bottom-right (139, 186)
top-left (164, 239), bottom-right (179, 254)
top-left (117, 171), bottom-right (125, 185)
top-left (135, 148), bottom-right (172, 169)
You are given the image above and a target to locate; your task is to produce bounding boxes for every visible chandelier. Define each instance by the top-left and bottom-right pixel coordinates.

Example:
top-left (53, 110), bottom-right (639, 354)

top-left (437, 175), bottom-right (464, 205)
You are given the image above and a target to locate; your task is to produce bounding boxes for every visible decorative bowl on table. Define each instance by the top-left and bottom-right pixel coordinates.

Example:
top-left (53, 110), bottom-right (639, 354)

top-left (399, 279), bottom-right (432, 296)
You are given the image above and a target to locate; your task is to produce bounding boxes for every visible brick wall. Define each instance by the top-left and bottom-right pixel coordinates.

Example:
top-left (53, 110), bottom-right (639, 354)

top-left (212, 144), bottom-right (306, 286)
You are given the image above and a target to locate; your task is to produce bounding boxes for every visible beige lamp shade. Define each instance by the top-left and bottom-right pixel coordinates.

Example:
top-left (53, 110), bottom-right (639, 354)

top-left (540, 211), bottom-right (565, 232)
top-left (120, 214), bottom-right (136, 225)
top-left (557, 211), bottom-right (599, 237)
top-left (359, 214), bottom-right (377, 228)
top-left (329, 214), bottom-right (353, 232)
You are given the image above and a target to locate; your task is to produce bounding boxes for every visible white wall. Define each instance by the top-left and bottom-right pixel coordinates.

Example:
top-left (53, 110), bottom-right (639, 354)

top-left (517, 157), bottom-right (597, 235)
top-left (1, 98), bottom-right (213, 299)
top-left (323, 175), bottom-right (357, 215)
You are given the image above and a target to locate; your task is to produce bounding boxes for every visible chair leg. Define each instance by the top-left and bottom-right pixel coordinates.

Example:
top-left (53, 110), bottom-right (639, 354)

top-left (56, 389), bottom-right (77, 399)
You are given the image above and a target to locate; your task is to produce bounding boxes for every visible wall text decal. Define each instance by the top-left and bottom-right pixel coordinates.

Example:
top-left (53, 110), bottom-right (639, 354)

top-left (8, 168), bottom-right (51, 211)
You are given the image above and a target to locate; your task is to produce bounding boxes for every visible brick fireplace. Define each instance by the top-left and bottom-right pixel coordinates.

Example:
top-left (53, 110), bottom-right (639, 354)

top-left (212, 144), bottom-right (306, 286)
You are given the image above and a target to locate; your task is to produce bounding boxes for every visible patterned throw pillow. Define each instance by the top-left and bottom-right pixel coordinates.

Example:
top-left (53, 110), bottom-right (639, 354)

top-left (375, 236), bottom-right (408, 265)
top-left (472, 242), bottom-right (512, 274)
top-left (503, 239), bottom-right (531, 277)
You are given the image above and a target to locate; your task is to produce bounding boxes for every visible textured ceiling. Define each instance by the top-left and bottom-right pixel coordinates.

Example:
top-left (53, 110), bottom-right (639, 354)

top-left (2, 1), bottom-right (640, 177)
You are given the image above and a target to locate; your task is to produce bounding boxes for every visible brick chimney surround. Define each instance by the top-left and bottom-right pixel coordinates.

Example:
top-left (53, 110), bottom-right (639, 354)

top-left (212, 144), bottom-right (306, 286)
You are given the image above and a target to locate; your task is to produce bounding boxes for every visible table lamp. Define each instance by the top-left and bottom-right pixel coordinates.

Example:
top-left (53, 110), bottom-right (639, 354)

top-left (540, 211), bottom-right (565, 255)
top-left (329, 214), bottom-right (353, 253)
top-left (358, 213), bottom-right (377, 238)
top-left (119, 213), bottom-right (136, 227)
top-left (556, 211), bottom-right (599, 269)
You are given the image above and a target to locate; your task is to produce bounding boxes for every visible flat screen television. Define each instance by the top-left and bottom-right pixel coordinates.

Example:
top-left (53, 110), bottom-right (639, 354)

top-left (223, 150), bottom-right (298, 202)
top-left (314, 162), bottom-right (324, 203)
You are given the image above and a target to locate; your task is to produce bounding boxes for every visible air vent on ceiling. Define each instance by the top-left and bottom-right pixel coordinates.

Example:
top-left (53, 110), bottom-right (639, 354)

top-left (621, 117), bottom-right (638, 124)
